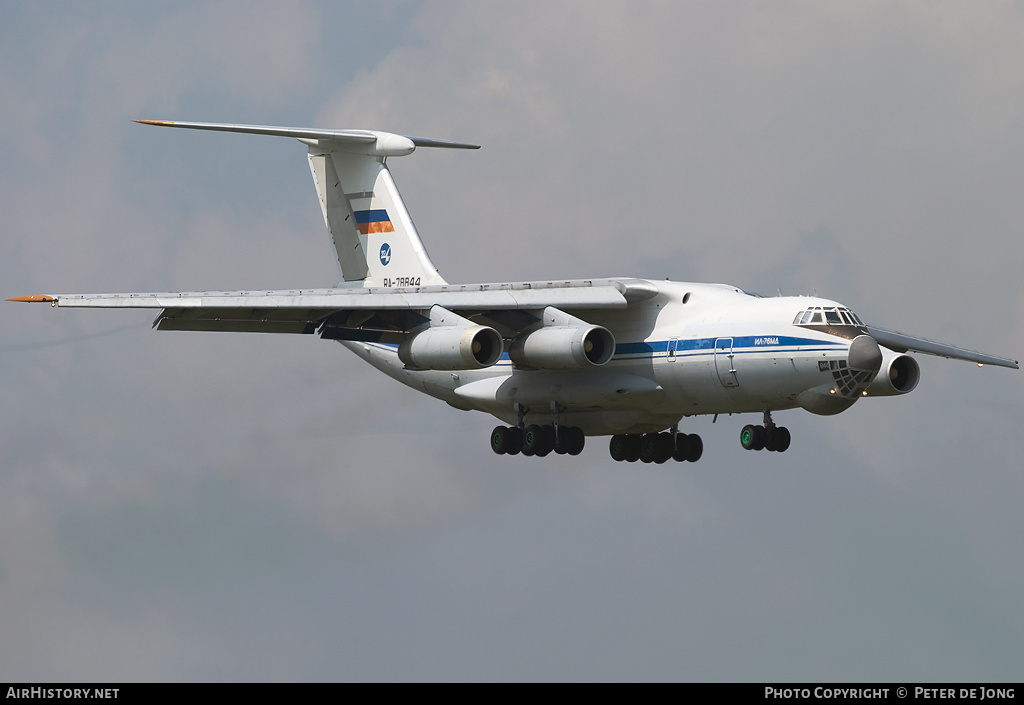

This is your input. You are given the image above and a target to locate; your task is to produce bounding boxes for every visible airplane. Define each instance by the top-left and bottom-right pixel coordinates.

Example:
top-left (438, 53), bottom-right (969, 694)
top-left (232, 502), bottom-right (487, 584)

top-left (9, 120), bottom-right (1019, 463)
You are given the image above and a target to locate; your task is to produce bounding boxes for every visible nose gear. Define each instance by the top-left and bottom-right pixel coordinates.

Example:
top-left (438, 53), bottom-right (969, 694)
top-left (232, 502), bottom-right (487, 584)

top-left (741, 410), bottom-right (791, 453)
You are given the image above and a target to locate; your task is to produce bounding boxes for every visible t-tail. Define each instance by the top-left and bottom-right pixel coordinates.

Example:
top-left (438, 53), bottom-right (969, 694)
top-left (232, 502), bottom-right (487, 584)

top-left (134, 120), bottom-right (480, 288)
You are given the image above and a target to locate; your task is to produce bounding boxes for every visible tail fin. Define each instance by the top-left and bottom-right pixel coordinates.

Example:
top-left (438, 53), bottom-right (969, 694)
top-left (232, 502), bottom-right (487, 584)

top-left (135, 120), bottom-right (479, 288)
top-left (306, 142), bottom-right (441, 287)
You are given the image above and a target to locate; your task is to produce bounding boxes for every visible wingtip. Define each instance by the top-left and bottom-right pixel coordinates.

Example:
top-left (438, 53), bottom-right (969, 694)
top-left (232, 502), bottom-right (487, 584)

top-left (134, 119), bottom-right (174, 126)
top-left (7, 295), bottom-right (54, 303)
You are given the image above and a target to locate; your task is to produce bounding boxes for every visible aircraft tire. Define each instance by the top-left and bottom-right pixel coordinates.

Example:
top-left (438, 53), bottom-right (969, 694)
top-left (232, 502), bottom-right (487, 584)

top-left (751, 425), bottom-right (766, 451)
top-left (686, 434), bottom-right (703, 462)
top-left (655, 432), bottom-right (673, 463)
top-left (568, 427), bottom-right (585, 456)
top-left (640, 433), bottom-right (659, 463)
top-left (673, 433), bottom-right (690, 462)
top-left (554, 426), bottom-right (572, 455)
top-left (523, 424), bottom-right (544, 456)
top-left (490, 425), bottom-right (510, 455)
top-left (773, 426), bottom-right (791, 452)
top-left (624, 434), bottom-right (642, 462)
top-left (537, 425), bottom-right (556, 457)
top-left (609, 434), bottom-right (628, 462)
top-left (506, 427), bottom-right (522, 456)
top-left (740, 424), bottom-right (758, 450)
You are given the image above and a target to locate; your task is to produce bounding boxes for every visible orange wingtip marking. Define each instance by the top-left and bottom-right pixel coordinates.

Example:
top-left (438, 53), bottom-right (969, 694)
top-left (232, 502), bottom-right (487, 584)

top-left (7, 295), bottom-right (54, 302)
top-left (133, 119), bottom-right (174, 126)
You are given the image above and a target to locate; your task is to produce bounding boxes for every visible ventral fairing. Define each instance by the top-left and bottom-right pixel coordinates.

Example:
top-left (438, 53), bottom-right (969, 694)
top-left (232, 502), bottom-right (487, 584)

top-left (10, 120), bottom-right (1018, 463)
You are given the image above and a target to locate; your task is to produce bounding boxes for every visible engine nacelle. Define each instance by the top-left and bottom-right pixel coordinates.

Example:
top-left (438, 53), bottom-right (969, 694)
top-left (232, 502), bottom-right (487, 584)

top-left (398, 307), bottom-right (503, 370)
top-left (508, 324), bottom-right (615, 369)
top-left (865, 350), bottom-right (920, 396)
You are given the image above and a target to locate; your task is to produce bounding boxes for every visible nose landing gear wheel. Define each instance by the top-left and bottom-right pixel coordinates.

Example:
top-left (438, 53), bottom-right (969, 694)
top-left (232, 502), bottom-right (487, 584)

top-left (740, 424), bottom-right (766, 450)
top-left (765, 426), bottom-right (791, 452)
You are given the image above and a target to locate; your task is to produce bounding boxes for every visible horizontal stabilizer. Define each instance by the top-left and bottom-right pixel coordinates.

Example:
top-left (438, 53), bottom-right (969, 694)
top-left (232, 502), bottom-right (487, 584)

top-left (134, 120), bottom-right (480, 155)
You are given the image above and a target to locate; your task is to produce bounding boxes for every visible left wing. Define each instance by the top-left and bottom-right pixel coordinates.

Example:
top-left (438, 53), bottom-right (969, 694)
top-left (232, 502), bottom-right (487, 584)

top-left (867, 325), bottom-right (1018, 369)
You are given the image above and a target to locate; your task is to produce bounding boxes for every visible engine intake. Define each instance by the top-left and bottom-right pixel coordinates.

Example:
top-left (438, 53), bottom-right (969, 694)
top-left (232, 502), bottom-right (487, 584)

top-left (866, 351), bottom-right (920, 396)
top-left (508, 307), bottom-right (615, 369)
top-left (398, 306), bottom-right (503, 370)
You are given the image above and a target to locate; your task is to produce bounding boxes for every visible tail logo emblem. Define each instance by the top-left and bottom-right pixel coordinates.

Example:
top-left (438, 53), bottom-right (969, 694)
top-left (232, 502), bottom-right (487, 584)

top-left (379, 244), bottom-right (392, 266)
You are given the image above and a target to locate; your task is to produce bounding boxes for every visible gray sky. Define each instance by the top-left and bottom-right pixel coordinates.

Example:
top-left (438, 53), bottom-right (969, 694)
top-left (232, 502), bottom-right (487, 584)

top-left (2, 1), bottom-right (1023, 681)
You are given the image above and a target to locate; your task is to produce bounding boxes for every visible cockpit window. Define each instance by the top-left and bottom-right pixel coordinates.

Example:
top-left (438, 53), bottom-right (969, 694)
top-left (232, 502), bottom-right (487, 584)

top-left (792, 305), bottom-right (867, 339)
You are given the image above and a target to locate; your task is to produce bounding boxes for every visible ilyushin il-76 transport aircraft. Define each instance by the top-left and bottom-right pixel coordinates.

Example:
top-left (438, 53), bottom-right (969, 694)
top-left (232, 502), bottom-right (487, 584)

top-left (11, 121), bottom-right (1019, 463)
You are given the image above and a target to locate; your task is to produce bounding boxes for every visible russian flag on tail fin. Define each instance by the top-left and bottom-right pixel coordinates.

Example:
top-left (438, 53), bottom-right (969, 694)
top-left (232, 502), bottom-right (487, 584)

top-left (353, 209), bottom-right (395, 235)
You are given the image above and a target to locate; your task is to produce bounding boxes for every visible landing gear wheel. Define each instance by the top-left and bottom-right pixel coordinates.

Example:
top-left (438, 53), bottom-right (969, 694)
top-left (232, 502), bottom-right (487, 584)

top-left (490, 426), bottom-right (510, 455)
top-left (639, 433), bottom-right (673, 463)
top-left (741, 425), bottom-right (767, 451)
top-left (506, 426), bottom-right (522, 456)
top-left (609, 434), bottom-right (628, 462)
top-left (772, 426), bottom-right (791, 452)
top-left (568, 427), bottom-right (585, 456)
top-left (522, 424), bottom-right (544, 456)
top-left (751, 425), bottom-right (766, 450)
top-left (554, 426), bottom-right (582, 455)
top-left (740, 424), bottom-right (757, 450)
top-left (656, 432), bottom-right (674, 463)
top-left (535, 425), bottom-right (555, 457)
top-left (639, 433), bottom-right (658, 463)
top-left (624, 434), bottom-right (641, 462)
top-left (674, 433), bottom-right (703, 462)
top-left (673, 433), bottom-right (690, 462)
top-left (685, 434), bottom-right (703, 462)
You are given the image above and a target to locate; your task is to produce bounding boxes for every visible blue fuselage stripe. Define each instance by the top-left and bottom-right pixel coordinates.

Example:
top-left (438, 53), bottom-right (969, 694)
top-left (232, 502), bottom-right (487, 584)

top-left (361, 336), bottom-right (845, 364)
top-left (614, 336), bottom-right (843, 356)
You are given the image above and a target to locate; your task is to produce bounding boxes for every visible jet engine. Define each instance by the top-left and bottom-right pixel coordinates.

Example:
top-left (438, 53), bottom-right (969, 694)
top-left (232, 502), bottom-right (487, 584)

top-left (398, 306), bottom-right (503, 370)
top-left (865, 350), bottom-right (920, 396)
top-left (508, 307), bottom-right (615, 369)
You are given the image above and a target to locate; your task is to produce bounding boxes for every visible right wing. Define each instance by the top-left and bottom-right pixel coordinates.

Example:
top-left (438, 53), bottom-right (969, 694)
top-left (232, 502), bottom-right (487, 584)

top-left (10, 279), bottom-right (657, 342)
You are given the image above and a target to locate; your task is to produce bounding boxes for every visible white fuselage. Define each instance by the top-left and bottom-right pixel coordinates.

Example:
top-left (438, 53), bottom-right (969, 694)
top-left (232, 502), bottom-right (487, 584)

top-left (342, 281), bottom-right (863, 435)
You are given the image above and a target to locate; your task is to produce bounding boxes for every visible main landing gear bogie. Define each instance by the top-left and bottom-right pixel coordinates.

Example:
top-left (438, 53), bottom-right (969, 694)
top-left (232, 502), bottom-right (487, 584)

top-left (609, 432), bottom-right (703, 464)
top-left (491, 424), bottom-right (585, 457)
